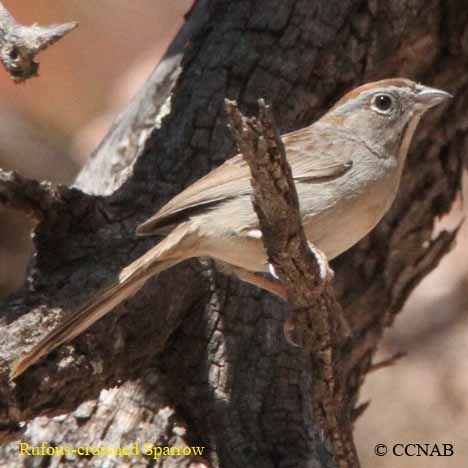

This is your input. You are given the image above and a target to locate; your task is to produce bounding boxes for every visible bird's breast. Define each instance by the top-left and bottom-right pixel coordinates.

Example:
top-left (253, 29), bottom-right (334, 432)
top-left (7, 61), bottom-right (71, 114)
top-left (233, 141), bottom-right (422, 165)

top-left (302, 166), bottom-right (399, 259)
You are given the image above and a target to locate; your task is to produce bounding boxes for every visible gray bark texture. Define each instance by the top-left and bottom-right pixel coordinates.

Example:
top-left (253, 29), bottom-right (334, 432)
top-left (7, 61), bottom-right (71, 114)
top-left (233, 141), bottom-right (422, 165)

top-left (0, 0), bottom-right (466, 467)
top-left (0, 1), bottom-right (77, 82)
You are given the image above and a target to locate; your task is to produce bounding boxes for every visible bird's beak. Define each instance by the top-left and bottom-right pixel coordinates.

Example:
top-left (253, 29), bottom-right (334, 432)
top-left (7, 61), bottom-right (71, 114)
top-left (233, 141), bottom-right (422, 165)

top-left (415, 84), bottom-right (452, 109)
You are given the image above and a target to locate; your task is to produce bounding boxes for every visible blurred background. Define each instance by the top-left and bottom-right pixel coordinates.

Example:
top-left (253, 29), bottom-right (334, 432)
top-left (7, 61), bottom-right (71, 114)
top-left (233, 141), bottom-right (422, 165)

top-left (0, 1), bottom-right (466, 467)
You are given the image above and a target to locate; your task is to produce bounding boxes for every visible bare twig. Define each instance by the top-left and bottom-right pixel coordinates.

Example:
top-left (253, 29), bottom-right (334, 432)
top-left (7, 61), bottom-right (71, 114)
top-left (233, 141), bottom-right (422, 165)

top-left (369, 351), bottom-right (407, 373)
top-left (0, 2), bottom-right (77, 82)
top-left (352, 401), bottom-right (371, 422)
top-left (225, 99), bottom-right (326, 298)
top-left (225, 99), bottom-right (360, 468)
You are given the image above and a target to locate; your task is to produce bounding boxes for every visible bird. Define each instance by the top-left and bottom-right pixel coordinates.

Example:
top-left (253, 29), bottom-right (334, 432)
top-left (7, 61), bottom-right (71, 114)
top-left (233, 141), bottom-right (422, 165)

top-left (10, 78), bottom-right (451, 380)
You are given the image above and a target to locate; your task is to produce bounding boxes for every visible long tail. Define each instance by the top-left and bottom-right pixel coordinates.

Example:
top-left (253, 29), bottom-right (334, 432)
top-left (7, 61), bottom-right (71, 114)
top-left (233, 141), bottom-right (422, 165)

top-left (11, 226), bottom-right (191, 380)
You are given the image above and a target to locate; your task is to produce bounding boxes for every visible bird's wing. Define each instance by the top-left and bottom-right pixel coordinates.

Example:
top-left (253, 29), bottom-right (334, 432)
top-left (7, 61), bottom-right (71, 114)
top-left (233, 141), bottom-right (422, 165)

top-left (136, 128), bottom-right (353, 236)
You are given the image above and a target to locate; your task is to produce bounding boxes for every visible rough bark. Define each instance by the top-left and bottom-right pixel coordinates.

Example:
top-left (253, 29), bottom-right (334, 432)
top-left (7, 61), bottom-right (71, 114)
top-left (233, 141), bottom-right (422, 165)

top-left (0, 0), bottom-right (466, 467)
top-left (226, 99), bottom-right (358, 468)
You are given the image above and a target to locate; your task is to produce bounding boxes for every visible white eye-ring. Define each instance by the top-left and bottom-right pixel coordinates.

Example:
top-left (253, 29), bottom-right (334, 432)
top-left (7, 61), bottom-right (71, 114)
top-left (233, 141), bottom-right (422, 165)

top-left (371, 93), bottom-right (395, 114)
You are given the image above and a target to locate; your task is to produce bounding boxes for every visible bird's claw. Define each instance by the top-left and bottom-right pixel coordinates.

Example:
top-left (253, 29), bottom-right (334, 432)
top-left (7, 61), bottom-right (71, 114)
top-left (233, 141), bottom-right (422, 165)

top-left (283, 318), bottom-right (302, 347)
top-left (307, 242), bottom-right (334, 284)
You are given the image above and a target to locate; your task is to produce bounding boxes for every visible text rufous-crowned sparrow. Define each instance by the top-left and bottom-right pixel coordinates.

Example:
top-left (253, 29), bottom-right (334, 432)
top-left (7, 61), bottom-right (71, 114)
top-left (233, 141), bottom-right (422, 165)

top-left (11, 78), bottom-right (451, 379)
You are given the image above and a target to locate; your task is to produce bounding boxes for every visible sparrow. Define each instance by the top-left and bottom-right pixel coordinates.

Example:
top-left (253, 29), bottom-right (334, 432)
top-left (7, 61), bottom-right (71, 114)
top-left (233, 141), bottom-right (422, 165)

top-left (10, 78), bottom-right (451, 379)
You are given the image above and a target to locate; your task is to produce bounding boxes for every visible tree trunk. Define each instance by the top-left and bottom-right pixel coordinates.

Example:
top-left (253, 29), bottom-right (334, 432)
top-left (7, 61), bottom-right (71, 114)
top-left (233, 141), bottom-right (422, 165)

top-left (0, 0), bottom-right (465, 467)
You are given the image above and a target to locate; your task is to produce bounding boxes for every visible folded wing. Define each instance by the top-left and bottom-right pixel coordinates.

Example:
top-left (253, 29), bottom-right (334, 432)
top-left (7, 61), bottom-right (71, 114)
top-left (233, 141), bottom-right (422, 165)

top-left (136, 128), bottom-right (353, 236)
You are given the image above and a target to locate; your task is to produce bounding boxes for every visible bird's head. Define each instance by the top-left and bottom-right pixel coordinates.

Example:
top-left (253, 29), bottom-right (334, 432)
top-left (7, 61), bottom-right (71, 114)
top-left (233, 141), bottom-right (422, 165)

top-left (322, 78), bottom-right (452, 161)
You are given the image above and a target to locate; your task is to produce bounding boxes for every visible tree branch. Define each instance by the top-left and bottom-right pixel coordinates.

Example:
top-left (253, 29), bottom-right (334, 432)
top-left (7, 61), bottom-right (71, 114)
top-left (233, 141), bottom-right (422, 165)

top-left (0, 169), bottom-right (68, 222)
top-left (0, 2), bottom-right (77, 82)
top-left (225, 99), bottom-right (359, 468)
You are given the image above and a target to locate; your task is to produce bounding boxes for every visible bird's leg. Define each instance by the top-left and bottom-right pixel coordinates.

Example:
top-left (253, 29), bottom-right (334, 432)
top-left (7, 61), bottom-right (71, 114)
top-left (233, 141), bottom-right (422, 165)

top-left (227, 249), bottom-right (348, 345)
top-left (230, 266), bottom-right (287, 300)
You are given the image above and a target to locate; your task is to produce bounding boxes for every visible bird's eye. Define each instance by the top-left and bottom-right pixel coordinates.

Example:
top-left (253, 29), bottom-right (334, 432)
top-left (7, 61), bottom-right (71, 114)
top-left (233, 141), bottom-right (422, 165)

top-left (371, 93), bottom-right (394, 114)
